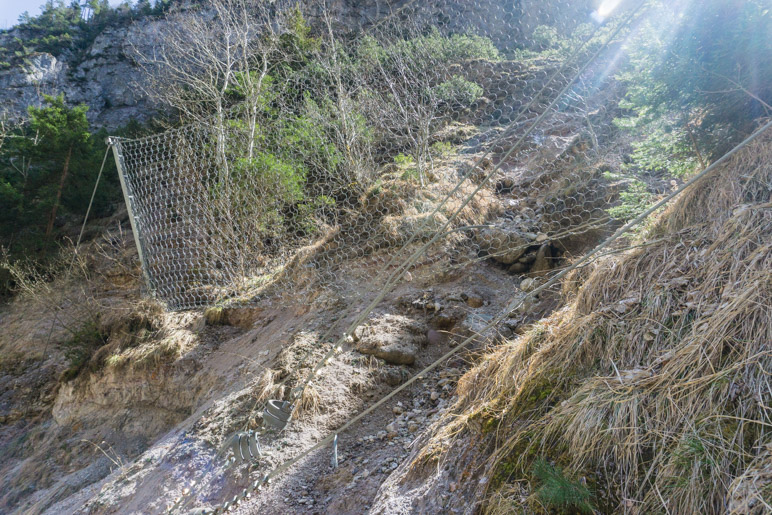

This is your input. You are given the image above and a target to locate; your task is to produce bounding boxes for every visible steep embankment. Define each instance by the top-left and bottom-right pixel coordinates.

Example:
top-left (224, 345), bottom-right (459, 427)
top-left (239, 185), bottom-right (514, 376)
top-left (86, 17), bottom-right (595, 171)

top-left (373, 128), bottom-right (772, 514)
top-left (0, 51), bottom-right (624, 512)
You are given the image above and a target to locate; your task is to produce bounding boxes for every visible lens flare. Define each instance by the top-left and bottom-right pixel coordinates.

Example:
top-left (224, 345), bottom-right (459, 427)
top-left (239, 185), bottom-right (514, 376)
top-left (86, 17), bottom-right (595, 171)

top-left (592, 0), bottom-right (623, 22)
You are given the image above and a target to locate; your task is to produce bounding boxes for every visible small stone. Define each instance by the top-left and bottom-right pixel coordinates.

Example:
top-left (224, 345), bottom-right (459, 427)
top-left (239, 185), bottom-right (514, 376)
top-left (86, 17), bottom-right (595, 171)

top-left (432, 313), bottom-right (459, 329)
top-left (393, 405), bottom-right (403, 415)
top-left (516, 250), bottom-right (537, 264)
top-left (520, 278), bottom-right (537, 292)
top-left (430, 391), bottom-right (439, 401)
top-left (386, 422), bottom-right (397, 433)
top-left (516, 294), bottom-right (536, 313)
top-left (465, 295), bottom-right (484, 308)
top-left (508, 262), bottom-right (529, 274)
top-left (408, 422), bottom-right (419, 432)
top-left (382, 367), bottom-right (407, 386)
top-left (531, 244), bottom-right (553, 276)
top-left (535, 233), bottom-right (548, 243)
top-left (427, 329), bottom-right (444, 346)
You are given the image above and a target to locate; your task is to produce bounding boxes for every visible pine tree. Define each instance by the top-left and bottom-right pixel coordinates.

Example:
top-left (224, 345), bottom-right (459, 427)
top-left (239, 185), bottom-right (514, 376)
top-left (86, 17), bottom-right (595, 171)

top-left (27, 94), bottom-right (90, 238)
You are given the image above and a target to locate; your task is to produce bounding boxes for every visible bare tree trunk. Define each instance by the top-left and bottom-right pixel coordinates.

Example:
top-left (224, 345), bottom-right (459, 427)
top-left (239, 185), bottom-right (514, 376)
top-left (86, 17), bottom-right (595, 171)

top-left (247, 60), bottom-right (269, 159)
top-left (45, 145), bottom-right (72, 239)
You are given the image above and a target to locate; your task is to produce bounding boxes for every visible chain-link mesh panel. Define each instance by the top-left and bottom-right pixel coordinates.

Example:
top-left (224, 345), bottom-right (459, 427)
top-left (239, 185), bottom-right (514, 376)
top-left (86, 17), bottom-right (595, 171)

top-left (116, 0), bottom-right (642, 313)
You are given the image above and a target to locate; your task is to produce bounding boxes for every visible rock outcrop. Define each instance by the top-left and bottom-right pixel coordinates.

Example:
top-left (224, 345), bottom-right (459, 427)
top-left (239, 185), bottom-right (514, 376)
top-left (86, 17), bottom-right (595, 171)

top-left (0, 20), bottom-right (163, 128)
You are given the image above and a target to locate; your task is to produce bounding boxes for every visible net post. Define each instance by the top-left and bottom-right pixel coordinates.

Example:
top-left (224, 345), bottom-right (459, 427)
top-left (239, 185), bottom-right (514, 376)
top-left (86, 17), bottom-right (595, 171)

top-left (107, 137), bottom-right (154, 292)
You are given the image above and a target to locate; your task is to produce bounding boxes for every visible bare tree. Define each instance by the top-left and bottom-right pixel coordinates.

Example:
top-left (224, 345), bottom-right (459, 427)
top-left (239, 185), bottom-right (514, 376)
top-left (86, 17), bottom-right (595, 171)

top-left (130, 1), bottom-right (330, 286)
top-left (130, 0), bottom-right (293, 160)
top-left (0, 111), bottom-right (11, 153)
top-left (0, 111), bottom-right (36, 190)
top-left (357, 25), bottom-right (486, 185)
top-left (300, 7), bottom-right (376, 187)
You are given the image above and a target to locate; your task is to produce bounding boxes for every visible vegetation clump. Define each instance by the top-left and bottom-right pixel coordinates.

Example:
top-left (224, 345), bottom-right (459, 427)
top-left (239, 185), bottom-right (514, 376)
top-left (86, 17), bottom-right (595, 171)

top-left (424, 131), bottom-right (772, 514)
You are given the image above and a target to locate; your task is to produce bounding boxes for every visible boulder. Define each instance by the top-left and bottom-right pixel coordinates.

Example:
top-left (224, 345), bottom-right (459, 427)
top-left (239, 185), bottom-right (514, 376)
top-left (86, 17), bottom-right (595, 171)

top-left (356, 314), bottom-right (426, 366)
top-left (508, 262), bottom-right (530, 274)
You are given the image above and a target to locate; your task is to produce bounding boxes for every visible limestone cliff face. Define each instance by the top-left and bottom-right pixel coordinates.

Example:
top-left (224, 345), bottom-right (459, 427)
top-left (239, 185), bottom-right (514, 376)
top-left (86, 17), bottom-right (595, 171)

top-left (0, 0), bottom-right (592, 130)
top-left (0, 19), bottom-right (160, 129)
top-left (0, 0), bottom-right (398, 130)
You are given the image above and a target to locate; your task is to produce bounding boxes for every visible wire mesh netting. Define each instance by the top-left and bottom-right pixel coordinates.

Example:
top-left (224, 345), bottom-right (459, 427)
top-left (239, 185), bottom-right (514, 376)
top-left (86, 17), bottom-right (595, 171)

top-left (106, 1), bottom-right (772, 512)
top-left (116, 0), bottom-right (641, 311)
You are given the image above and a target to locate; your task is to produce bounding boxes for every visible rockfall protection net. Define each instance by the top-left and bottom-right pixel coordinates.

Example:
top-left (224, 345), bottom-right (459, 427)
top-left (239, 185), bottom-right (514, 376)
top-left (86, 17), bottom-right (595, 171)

top-left (114, 0), bottom-right (635, 312)
top-left (107, 1), bottom-right (772, 512)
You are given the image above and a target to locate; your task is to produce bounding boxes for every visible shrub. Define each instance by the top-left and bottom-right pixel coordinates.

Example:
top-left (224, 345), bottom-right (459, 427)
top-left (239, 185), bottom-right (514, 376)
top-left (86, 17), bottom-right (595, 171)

top-left (531, 459), bottom-right (595, 514)
top-left (60, 320), bottom-right (105, 382)
top-left (430, 141), bottom-right (456, 158)
top-left (607, 179), bottom-right (653, 221)
top-left (393, 153), bottom-right (415, 168)
top-left (433, 75), bottom-right (484, 108)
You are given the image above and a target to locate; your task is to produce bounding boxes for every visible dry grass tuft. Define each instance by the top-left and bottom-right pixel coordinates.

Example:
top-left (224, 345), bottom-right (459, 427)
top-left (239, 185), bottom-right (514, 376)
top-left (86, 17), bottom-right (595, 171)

top-left (294, 383), bottom-right (323, 419)
top-left (419, 132), bottom-right (772, 513)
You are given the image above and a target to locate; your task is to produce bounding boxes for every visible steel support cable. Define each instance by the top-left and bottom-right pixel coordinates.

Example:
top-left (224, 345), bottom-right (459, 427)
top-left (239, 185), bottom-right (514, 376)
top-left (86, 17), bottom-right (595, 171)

top-left (333, 0), bottom-right (649, 344)
top-left (202, 118), bottom-right (772, 515)
top-left (232, 0), bottom-right (448, 431)
top-left (73, 145), bottom-right (112, 265)
top-left (172, 3), bottom-right (654, 512)
top-left (159, 0), bottom-right (444, 504)
top-left (284, 1), bottom-right (647, 409)
top-left (236, 0), bottom-right (614, 431)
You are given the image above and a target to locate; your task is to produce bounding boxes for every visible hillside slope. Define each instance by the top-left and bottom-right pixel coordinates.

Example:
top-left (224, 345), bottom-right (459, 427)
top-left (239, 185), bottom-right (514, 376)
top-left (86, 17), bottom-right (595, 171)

top-left (373, 128), bottom-right (772, 514)
top-left (1, 1), bottom-right (769, 514)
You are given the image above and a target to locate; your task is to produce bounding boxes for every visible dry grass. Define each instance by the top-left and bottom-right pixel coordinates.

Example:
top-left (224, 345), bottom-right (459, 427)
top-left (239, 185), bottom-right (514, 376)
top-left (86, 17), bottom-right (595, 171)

top-left (244, 353), bottom-right (324, 422)
top-left (0, 227), bottom-right (193, 383)
top-left (418, 132), bottom-right (772, 513)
